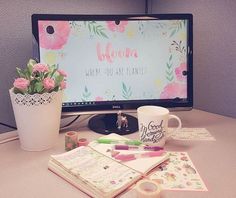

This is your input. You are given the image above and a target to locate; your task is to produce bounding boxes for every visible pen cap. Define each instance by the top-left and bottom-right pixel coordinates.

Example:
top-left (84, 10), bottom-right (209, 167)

top-left (125, 140), bottom-right (142, 145)
top-left (114, 154), bottom-right (136, 161)
top-left (114, 145), bottom-right (129, 150)
top-left (97, 139), bottom-right (112, 144)
top-left (141, 150), bottom-right (165, 157)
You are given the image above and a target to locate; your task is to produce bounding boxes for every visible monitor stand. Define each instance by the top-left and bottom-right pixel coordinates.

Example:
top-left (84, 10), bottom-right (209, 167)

top-left (88, 113), bottom-right (138, 135)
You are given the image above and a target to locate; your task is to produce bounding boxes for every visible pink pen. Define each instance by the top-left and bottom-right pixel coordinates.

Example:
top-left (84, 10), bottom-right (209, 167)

top-left (114, 150), bottom-right (165, 162)
top-left (113, 144), bottom-right (163, 151)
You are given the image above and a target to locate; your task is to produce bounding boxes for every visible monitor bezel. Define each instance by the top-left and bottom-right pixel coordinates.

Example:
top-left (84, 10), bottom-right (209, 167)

top-left (31, 13), bottom-right (193, 114)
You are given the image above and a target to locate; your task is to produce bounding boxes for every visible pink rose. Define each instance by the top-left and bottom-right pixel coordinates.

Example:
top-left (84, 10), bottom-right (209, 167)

top-left (60, 81), bottom-right (67, 89)
top-left (43, 77), bottom-right (55, 90)
top-left (33, 63), bottom-right (49, 73)
top-left (13, 78), bottom-right (30, 91)
top-left (57, 69), bottom-right (67, 77)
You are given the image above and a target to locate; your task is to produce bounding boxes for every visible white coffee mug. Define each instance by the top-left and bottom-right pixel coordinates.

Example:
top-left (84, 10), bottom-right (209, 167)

top-left (137, 106), bottom-right (182, 147)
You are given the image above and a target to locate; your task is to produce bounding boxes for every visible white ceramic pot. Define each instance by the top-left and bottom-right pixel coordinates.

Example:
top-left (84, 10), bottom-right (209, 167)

top-left (9, 89), bottom-right (63, 151)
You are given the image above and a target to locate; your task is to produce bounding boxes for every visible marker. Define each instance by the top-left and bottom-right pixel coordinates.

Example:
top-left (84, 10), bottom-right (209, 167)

top-left (113, 145), bottom-right (163, 151)
top-left (114, 150), bottom-right (165, 161)
top-left (97, 139), bottom-right (142, 146)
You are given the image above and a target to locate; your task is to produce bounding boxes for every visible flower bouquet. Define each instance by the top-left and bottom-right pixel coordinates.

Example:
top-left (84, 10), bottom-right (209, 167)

top-left (9, 59), bottom-right (67, 151)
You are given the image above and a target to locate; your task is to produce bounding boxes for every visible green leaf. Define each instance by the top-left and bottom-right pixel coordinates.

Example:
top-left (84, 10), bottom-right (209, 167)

top-left (82, 92), bottom-right (91, 98)
top-left (128, 91), bottom-right (132, 97)
top-left (86, 92), bottom-right (91, 98)
top-left (13, 87), bottom-right (25, 94)
top-left (166, 75), bottom-right (174, 81)
top-left (97, 25), bottom-right (102, 29)
top-left (122, 82), bottom-right (132, 99)
top-left (169, 29), bottom-right (177, 37)
top-left (27, 59), bottom-right (36, 76)
top-left (122, 82), bottom-right (127, 92)
top-left (50, 86), bottom-right (59, 92)
top-left (99, 31), bottom-right (109, 38)
top-left (50, 68), bottom-right (57, 78)
top-left (44, 73), bottom-right (49, 78)
top-left (27, 59), bottom-right (37, 67)
top-left (166, 70), bottom-right (173, 76)
top-left (34, 82), bottom-right (43, 93)
top-left (88, 23), bottom-right (91, 32)
top-left (16, 67), bottom-right (24, 78)
top-left (93, 25), bottom-right (96, 34)
top-left (179, 21), bottom-right (182, 29)
top-left (85, 21), bottom-right (108, 39)
top-left (55, 75), bottom-right (63, 86)
top-left (166, 63), bottom-right (171, 69)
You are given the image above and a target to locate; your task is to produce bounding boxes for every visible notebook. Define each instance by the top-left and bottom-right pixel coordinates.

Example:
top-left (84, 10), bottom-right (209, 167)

top-left (48, 146), bottom-right (142, 198)
top-left (48, 134), bottom-right (169, 197)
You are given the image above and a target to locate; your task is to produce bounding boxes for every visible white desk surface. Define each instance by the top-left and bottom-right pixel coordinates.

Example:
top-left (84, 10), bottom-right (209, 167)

top-left (0, 109), bottom-right (236, 198)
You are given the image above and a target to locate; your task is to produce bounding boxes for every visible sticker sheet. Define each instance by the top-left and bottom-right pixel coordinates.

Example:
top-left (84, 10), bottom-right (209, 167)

top-left (149, 152), bottom-right (208, 191)
top-left (168, 128), bottom-right (216, 141)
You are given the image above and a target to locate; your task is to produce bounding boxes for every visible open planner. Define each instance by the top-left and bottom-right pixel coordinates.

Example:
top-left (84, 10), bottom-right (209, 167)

top-left (48, 134), bottom-right (169, 198)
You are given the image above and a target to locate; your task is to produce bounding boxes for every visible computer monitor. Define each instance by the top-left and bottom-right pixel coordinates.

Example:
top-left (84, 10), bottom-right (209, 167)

top-left (32, 14), bottom-right (193, 135)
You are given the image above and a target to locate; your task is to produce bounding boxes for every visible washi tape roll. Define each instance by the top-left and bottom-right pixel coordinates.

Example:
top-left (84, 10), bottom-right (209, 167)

top-left (77, 138), bottom-right (89, 147)
top-left (135, 179), bottom-right (161, 198)
top-left (65, 131), bottom-right (78, 151)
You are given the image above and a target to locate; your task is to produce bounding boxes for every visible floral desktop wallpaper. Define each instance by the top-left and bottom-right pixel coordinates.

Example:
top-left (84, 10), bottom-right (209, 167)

top-left (39, 19), bottom-right (188, 103)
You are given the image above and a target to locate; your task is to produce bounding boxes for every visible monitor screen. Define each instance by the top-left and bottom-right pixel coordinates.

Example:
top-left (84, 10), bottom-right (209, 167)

top-left (32, 14), bottom-right (193, 134)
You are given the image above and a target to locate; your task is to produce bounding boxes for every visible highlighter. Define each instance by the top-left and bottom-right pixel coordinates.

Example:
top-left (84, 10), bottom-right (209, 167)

top-left (97, 139), bottom-right (142, 146)
top-left (113, 145), bottom-right (163, 151)
top-left (114, 150), bottom-right (165, 161)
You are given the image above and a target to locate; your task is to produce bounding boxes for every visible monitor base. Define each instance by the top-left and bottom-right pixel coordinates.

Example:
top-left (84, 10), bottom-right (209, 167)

top-left (88, 113), bottom-right (138, 135)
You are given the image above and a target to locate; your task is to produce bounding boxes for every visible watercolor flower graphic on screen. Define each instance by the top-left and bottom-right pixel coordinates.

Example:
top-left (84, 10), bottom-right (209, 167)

top-left (106, 21), bottom-right (128, 32)
top-left (175, 62), bottom-right (187, 81)
top-left (95, 96), bottom-right (104, 101)
top-left (160, 82), bottom-right (187, 99)
top-left (38, 21), bottom-right (71, 50)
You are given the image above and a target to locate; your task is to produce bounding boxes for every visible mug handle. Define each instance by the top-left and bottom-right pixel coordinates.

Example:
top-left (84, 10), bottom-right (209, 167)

top-left (167, 115), bottom-right (182, 138)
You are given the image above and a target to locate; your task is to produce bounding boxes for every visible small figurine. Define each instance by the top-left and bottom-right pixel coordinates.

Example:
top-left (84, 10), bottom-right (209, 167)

top-left (121, 115), bottom-right (128, 128)
top-left (116, 111), bottom-right (128, 130)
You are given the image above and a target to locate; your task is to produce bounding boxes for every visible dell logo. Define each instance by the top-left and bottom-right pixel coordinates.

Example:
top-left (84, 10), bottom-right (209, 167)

top-left (112, 105), bottom-right (121, 109)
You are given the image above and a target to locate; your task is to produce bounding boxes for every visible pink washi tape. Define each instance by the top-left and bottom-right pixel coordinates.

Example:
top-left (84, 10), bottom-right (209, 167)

top-left (65, 131), bottom-right (78, 151)
top-left (77, 138), bottom-right (89, 147)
